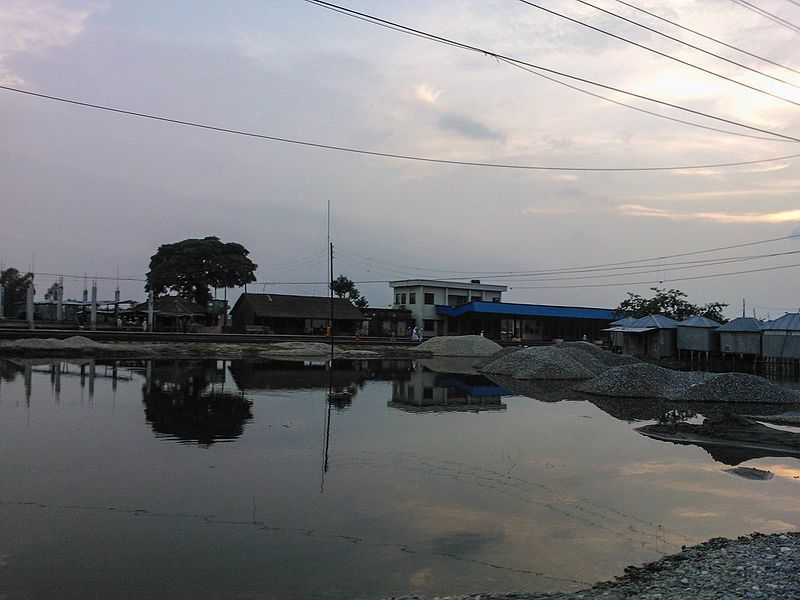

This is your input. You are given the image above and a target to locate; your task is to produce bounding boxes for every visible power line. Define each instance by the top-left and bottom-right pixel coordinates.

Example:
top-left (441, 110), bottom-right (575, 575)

top-left (338, 231), bottom-right (800, 278)
top-left (573, 0), bottom-right (800, 90)
top-left (515, 0), bottom-right (800, 107)
top-left (304, 1), bottom-right (800, 144)
top-left (4, 84), bottom-right (800, 172)
top-left (612, 0), bottom-right (800, 77)
top-left (730, 0), bottom-right (800, 33)
top-left (510, 261), bottom-right (800, 289)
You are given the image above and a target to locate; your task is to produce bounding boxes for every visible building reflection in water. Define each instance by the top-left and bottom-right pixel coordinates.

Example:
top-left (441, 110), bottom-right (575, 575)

top-left (390, 365), bottom-right (509, 413)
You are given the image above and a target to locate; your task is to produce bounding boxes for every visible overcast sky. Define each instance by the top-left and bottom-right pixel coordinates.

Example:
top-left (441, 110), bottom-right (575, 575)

top-left (2, 0), bottom-right (800, 318)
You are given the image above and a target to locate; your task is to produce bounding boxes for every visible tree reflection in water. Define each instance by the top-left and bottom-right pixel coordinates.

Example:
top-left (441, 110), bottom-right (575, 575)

top-left (142, 360), bottom-right (252, 446)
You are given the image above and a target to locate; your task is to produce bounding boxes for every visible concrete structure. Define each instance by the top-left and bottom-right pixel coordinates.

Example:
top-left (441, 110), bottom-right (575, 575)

top-left (717, 317), bottom-right (762, 357)
top-left (677, 315), bottom-right (721, 356)
top-left (437, 300), bottom-right (619, 342)
top-left (621, 315), bottom-right (678, 359)
top-left (231, 293), bottom-right (364, 335)
top-left (761, 313), bottom-right (800, 361)
top-left (389, 279), bottom-right (506, 338)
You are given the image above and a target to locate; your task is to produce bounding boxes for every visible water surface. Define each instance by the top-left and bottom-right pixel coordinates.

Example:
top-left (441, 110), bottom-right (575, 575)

top-left (0, 358), bottom-right (797, 599)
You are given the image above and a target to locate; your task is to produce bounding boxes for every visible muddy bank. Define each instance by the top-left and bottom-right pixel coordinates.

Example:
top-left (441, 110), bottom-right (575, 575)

top-left (390, 531), bottom-right (800, 600)
top-left (0, 336), bottom-right (387, 360)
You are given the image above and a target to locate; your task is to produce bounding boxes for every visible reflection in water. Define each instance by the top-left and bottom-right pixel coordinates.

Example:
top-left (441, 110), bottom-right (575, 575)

top-left (142, 360), bottom-right (253, 446)
top-left (636, 413), bottom-right (800, 466)
top-left (390, 367), bottom-right (509, 413)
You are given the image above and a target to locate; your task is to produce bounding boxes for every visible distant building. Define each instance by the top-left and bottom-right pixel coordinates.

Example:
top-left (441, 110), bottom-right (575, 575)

top-left (437, 300), bottom-right (619, 342)
top-left (761, 313), bottom-right (800, 360)
top-left (135, 295), bottom-right (209, 332)
top-left (717, 317), bottom-right (762, 357)
top-left (230, 293), bottom-right (364, 335)
top-left (360, 307), bottom-right (413, 338)
top-left (620, 315), bottom-right (678, 358)
top-left (677, 315), bottom-right (721, 356)
top-left (389, 279), bottom-right (506, 337)
top-left (606, 316), bottom-right (638, 351)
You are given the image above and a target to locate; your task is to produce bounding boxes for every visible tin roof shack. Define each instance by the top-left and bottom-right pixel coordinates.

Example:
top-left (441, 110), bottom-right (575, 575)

top-left (621, 315), bottom-right (678, 359)
top-left (677, 315), bottom-right (721, 356)
top-left (607, 316), bottom-right (637, 351)
top-left (231, 293), bottom-right (364, 335)
top-left (717, 317), bottom-right (762, 357)
top-left (761, 313), bottom-right (800, 361)
top-left (360, 307), bottom-right (413, 339)
top-left (135, 296), bottom-right (209, 332)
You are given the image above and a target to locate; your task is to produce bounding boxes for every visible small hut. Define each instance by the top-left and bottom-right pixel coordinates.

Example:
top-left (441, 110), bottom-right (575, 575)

top-left (717, 317), bottom-right (762, 357)
top-left (677, 315), bottom-right (721, 357)
top-left (761, 313), bottom-right (800, 361)
top-left (605, 316), bottom-right (637, 351)
top-left (621, 315), bottom-right (678, 359)
top-left (135, 296), bottom-right (209, 332)
top-left (230, 293), bottom-right (364, 335)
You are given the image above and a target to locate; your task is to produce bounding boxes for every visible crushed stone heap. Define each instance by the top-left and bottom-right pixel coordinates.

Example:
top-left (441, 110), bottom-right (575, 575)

top-left (480, 342), bottom-right (639, 380)
top-left (412, 335), bottom-right (502, 357)
top-left (678, 372), bottom-right (800, 404)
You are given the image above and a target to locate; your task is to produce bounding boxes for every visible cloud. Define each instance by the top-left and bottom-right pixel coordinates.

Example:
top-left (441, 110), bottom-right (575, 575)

top-left (618, 204), bottom-right (800, 223)
top-left (522, 206), bottom-right (581, 215)
top-left (437, 113), bottom-right (504, 141)
top-left (414, 84), bottom-right (441, 105)
top-left (0, 0), bottom-right (105, 84)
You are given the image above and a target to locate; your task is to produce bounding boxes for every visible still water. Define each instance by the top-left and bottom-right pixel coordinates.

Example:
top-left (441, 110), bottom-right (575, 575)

top-left (0, 358), bottom-right (797, 600)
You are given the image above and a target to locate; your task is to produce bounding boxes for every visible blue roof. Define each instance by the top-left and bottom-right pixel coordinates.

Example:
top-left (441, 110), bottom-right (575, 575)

top-left (436, 300), bottom-right (619, 320)
top-left (762, 313), bottom-right (800, 331)
top-left (717, 317), bottom-right (762, 332)
top-left (629, 315), bottom-right (678, 329)
top-left (610, 316), bottom-right (638, 327)
top-left (678, 315), bottom-right (721, 328)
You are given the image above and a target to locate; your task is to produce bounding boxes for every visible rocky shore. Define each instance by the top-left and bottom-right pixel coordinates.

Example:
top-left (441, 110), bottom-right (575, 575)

top-left (391, 531), bottom-right (799, 600)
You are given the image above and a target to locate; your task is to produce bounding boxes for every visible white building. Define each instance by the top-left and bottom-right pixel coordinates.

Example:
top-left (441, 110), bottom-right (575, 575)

top-left (389, 279), bottom-right (507, 337)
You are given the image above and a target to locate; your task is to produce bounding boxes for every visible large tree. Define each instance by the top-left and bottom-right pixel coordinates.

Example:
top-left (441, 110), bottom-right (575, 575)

top-left (145, 237), bottom-right (257, 305)
top-left (1, 267), bottom-right (33, 318)
top-left (330, 274), bottom-right (368, 309)
top-left (617, 287), bottom-right (727, 322)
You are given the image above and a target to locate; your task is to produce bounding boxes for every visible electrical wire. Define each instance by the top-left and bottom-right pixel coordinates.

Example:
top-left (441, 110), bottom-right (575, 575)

top-left (304, 1), bottom-right (800, 144)
top-left (573, 0), bottom-right (800, 90)
top-left (612, 0), bottom-right (800, 77)
top-left (730, 0), bottom-right (800, 33)
top-left (4, 84), bottom-right (800, 171)
top-left (338, 231), bottom-right (800, 277)
top-left (515, 0), bottom-right (800, 106)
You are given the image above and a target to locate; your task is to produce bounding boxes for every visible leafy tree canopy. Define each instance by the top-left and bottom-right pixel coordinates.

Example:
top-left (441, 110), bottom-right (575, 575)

top-left (617, 287), bottom-right (727, 322)
top-left (44, 281), bottom-right (60, 301)
top-left (1, 268), bottom-right (33, 317)
top-left (145, 237), bottom-right (257, 305)
top-left (330, 274), bottom-right (369, 309)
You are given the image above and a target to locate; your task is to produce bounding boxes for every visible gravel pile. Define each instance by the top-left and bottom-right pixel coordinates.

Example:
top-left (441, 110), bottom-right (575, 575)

top-left (389, 531), bottom-right (800, 600)
top-left (678, 373), bottom-right (800, 404)
top-left (576, 363), bottom-right (703, 398)
top-left (0, 336), bottom-right (105, 351)
top-left (580, 365), bottom-right (800, 404)
top-left (413, 335), bottom-right (503, 357)
top-left (480, 343), bottom-right (636, 380)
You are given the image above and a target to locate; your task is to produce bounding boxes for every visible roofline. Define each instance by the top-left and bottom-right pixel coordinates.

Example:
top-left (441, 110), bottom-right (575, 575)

top-left (389, 279), bottom-right (507, 292)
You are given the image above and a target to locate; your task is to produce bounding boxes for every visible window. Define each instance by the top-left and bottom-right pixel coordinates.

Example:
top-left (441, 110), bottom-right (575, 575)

top-left (409, 292), bottom-right (416, 304)
top-left (471, 295), bottom-right (481, 302)
top-left (424, 293), bottom-right (435, 305)
top-left (448, 295), bottom-right (468, 306)
top-left (401, 293), bottom-right (406, 304)
top-left (395, 294), bottom-right (401, 305)
top-left (423, 319), bottom-right (436, 331)
top-left (492, 296), bottom-right (500, 303)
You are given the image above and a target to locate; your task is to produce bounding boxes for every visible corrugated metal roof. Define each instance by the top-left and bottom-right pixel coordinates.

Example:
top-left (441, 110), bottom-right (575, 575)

top-left (716, 317), bottom-right (762, 332)
top-left (629, 315), bottom-right (678, 329)
top-left (233, 293), bottom-right (365, 320)
top-left (610, 316), bottom-right (637, 327)
top-left (761, 312), bottom-right (800, 331)
top-left (436, 301), bottom-right (619, 320)
top-left (678, 315), bottom-right (721, 328)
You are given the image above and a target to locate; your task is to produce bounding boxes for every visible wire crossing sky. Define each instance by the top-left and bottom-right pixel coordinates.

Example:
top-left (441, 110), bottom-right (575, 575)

top-left (1, 0), bottom-right (799, 316)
